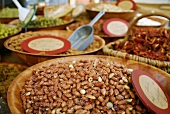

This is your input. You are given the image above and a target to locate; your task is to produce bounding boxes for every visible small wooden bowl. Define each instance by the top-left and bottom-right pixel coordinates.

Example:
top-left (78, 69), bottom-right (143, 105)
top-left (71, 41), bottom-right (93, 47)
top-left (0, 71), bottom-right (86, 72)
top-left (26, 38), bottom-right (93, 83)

top-left (7, 55), bottom-right (170, 114)
top-left (4, 30), bottom-right (105, 66)
top-left (0, 9), bottom-right (18, 24)
top-left (86, 2), bottom-right (138, 21)
top-left (0, 17), bottom-right (18, 24)
top-left (134, 16), bottom-right (169, 29)
top-left (9, 16), bottom-right (74, 31)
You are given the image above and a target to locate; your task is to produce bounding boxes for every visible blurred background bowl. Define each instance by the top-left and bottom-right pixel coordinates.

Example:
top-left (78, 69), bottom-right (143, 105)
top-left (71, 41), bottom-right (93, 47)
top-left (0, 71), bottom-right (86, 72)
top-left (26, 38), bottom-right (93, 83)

top-left (8, 16), bottom-right (74, 31)
top-left (4, 30), bottom-right (105, 66)
top-left (0, 25), bottom-right (22, 49)
top-left (86, 2), bottom-right (138, 21)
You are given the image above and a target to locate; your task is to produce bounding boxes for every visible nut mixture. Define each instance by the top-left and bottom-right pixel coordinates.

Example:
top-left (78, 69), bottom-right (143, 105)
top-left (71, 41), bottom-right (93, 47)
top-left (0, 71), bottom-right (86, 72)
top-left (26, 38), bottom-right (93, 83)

top-left (21, 58), bottom-right (149, 114)
top-left (7, 32), bottom-right (100, 55)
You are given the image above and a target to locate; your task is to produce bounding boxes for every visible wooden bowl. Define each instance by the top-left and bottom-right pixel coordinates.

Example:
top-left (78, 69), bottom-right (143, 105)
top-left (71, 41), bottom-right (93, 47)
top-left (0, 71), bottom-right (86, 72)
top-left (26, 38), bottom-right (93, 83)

top-left (86, 2), bottom-right (138, 21)
top-left (0, 17), bottom-right (18, 24)
top-left (8, 16), bottom-right (74, 31)
top-left (0, 25), bottom-right (22, 49)
top-left (0, 9), bottom-right (18, 24)
top-left (7, 55), bottom-right (170, 114)
top-left (4, 30), bottom-right (105, 66)
top-left (134, 16), bottom-right (169, 29)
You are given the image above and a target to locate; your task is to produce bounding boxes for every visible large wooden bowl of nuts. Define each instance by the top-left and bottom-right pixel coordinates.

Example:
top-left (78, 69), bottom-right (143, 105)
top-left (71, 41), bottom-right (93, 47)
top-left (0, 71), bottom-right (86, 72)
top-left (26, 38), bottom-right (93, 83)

top-left (86, 2), bottom-right (137, 21)
top-left (4, 30), bottom-right (105, 66)
top-left (7, 55), bottom-right (170, 114)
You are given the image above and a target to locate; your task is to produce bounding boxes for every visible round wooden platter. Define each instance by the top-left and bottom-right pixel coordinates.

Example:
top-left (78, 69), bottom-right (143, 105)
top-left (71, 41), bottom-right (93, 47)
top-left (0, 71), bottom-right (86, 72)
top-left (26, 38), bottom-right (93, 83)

top-left (7, 55), bottom-right (170, 114)
top-left (4, 30), bottom-right (105, 66)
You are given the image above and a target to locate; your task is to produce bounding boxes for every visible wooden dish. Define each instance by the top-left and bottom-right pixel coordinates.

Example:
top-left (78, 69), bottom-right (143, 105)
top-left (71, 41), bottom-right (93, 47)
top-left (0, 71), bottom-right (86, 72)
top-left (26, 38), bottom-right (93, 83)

top-left (8, 16), bottom-right (74, 31)
top-left (7, 55), bottom-right (170, 114)
top-left (134, 16), bottom-right (169, 29)
top-left (4, 30), bottom-right (105, 66)
top-left (86, 2), bottom-right (138, 21)
top-left (0, 25), bottom-right (22, 49)
top-left (103, 13), bottom-right (170, 73)
top-left (0, 8), bottom-right (18, 24)
top-left (0, 17), bottom-right (18, 24)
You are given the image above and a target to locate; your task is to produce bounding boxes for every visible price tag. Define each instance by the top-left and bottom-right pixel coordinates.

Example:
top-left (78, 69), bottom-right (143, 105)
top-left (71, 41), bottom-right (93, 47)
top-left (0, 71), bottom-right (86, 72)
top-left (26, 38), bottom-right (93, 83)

top-left (103, 18), bottom-right (129, 37)
top-left (21, 35), bottom-right (71, 55)
top-left (132, 70), bottom-right (170, 114)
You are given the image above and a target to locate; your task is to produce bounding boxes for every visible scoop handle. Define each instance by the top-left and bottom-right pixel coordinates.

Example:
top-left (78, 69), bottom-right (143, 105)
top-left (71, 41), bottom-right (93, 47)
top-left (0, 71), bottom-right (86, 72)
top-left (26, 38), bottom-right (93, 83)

top-left (12, 0), bottom-right (22, 9)
top-left (88, 11), bottom-right (105, 26)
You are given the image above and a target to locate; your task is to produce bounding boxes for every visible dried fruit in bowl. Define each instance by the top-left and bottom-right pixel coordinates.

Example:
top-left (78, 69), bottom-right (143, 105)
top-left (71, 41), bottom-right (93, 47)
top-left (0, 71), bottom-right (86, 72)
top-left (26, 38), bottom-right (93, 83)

top-left (111, 28), bottom-right (170, 61)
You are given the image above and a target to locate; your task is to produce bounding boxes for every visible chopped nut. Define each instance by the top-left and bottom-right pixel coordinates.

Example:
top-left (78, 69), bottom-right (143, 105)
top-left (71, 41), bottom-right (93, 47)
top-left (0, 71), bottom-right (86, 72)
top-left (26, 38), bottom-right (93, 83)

top-left (128, 107), bottom-right (133, 110)
top-left (25, 109), bottom-right (29, 113)
top-left (101, 88), bottom-right (106, 96)
top-left (69, 64), bottom-right (74, 68)
top-left (111, 107), bottom-right (115, 111)
top-left (25, 92), bottom-right (31, 96)
top-left (109, 73), bottom-right (115, 79)
top-left (51, 109), bottom-right (55, 114)
top-left (98, 76), bottom-right (102, 82)
top-left (106, 102), bottom-right (113, 108)
top-left (53, 96), bottom-right (57, 99)
top-left (122, 77), bottom-right (128, 83)
top-left (119, 80), bottom-right (124, 84)
top-left (80, 89), bottom-right (86, 95)
top-left (124, 85), bottom-right (130, 90)
top-left (126, 99), bottom-right (133, 102)
top-left (86, 95), bottom-right (96, 99)
top-left (127, 69), bottom-right (133, 72)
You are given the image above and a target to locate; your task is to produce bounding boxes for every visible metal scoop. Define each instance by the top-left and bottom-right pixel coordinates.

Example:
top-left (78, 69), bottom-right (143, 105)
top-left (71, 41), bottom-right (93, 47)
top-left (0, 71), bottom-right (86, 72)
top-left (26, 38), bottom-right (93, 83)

top-left (12, 0), bottom-right (36, 21)
top-left (68, 11), bottom-right (105, 51)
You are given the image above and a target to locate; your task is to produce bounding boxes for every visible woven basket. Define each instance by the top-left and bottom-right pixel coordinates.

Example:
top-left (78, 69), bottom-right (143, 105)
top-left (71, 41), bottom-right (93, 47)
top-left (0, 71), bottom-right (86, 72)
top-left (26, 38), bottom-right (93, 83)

top-left (103, 13), bottom-right (170, 73)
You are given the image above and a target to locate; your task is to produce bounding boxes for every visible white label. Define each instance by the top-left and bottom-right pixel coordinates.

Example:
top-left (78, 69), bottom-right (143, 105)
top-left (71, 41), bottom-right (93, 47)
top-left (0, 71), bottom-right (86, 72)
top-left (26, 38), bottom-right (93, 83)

top-left (118, 1), bottom-right (133, 10)
top-left (139, 75), bottom-right (168, 109)
top-left (28, 38), bottom-right (64, 51)
top-left (107, 21), bottom-right (128, 36)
